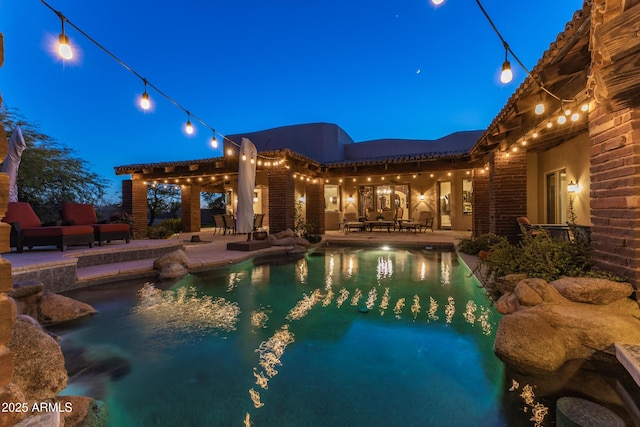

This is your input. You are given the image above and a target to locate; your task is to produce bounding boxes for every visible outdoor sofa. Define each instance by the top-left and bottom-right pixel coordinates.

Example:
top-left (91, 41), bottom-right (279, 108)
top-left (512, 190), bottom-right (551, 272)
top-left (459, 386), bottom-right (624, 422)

top-left (62, 202), bottom-right (131, 246)
top-left (3, 202), bottom-right (95, 252)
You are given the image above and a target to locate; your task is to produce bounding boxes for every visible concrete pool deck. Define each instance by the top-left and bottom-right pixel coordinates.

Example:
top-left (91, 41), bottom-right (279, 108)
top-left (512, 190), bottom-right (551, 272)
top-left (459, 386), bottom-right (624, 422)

top-left (4, 228), bottom-right (471, 292)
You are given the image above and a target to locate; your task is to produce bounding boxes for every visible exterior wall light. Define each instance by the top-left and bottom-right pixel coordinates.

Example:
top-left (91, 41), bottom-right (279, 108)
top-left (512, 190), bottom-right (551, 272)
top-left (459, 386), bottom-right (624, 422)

top-left (419, 193), bottom-right (426, 201)
top-left (568, 181), bottom-right (578, 193)
top-left (347, 195), bottom-right (354, 203)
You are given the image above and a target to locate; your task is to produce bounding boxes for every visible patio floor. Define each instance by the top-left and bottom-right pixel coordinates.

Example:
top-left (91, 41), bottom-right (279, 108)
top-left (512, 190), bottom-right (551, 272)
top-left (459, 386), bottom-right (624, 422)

top-left (3, 227), bottom-right (471, 291)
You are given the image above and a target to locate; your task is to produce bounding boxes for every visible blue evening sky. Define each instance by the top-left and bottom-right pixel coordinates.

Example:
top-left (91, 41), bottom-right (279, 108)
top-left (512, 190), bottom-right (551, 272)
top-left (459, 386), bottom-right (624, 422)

top-left (1, 1), bottom-right (583, 199)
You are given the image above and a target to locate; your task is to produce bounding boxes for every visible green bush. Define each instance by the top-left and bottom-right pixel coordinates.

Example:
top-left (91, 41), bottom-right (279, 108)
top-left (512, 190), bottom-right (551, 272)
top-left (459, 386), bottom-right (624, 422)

top-left (457, 233), bottom-right (508, 255)
top-left (148, 218), bottom-right (183, 239)
top-left (480, 228), bottom-right (591, 286)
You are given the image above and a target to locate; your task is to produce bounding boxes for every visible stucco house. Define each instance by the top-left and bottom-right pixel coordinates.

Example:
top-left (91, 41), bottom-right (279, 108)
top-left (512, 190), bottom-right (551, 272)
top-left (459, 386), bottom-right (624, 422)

top-left (116, 0), bottom-right (640, 287)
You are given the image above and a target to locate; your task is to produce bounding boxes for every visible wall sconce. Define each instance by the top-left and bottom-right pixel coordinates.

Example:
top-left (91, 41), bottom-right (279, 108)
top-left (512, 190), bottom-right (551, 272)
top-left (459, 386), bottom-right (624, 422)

top-left (419, 193), bottom-right (425, 202)
top-left (567, 181), bottom-right (578, 193)
top-left (329, 196), bottom-right (337, 204)
top-left (347, 195), bottom-right (354, 203)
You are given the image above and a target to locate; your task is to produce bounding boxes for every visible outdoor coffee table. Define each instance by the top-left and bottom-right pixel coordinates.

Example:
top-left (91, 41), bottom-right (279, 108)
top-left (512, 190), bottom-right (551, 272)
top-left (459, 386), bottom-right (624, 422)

top-left (365, 220), bottom-right (395, 232)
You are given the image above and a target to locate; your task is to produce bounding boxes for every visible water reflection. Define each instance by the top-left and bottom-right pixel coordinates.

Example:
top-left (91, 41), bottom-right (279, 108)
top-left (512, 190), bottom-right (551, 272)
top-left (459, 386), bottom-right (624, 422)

top-left (336, 288), bottom-right (349, 308)
top-left (365, 288), bottom-right (377, 310)
top-left (440, 252), bottom-right (452, 285)
top-left (508, 381), bottom-right (548, 427)
top-left (376, 255), bottom-right (393, 281)
top-left (350, 288), bottom-right (362, 306)
top-left (296, 258), bottom-right (308, 284)
top-left (286, 289), bottom-right (321, 321)
top-left (445, 296), bottom-right (455, 323)
top-left (464, 300), bottom-right (477, 324)
top-left (393, 298), bottom-right (405, 319)
top-left (133, 283), bottom-right (240, 340)
top-left (379, 288), bottom-right (390, 315)
top-left (251, 309), bottom-right (269, 331)
top-left (411, 295), bottom-right (421, 320)
top-left (427, 296), bottom-right (439, 322)
top-left (227, 272), bottom-right (245, 292)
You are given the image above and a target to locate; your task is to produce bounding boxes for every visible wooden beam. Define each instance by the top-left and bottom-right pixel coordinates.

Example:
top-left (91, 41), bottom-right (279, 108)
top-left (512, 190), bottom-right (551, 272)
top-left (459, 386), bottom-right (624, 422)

top-left (594, 3), bottom-right (640, 62)
top-left (594, 53), bottom-right (640, 111)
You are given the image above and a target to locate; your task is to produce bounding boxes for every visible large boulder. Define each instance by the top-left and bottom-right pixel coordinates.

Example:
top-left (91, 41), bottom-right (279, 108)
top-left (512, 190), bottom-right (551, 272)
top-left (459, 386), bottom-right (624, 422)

top-left (57, 396), bottom-right (108, 427)
top-left (159, 262), bottom-right (189, 280)
top-left (494, 277), bottom-right (640, 373)
top-left (550, 277), bottom-right (634, 305)
top-left (7, 280), bottom-right (44, 317)
top-left (38, 293), bottom-right (97, 326)
top-left (153, 249), bottom-right (189, 270)
top-left (7, 317), bottom-right (67, 401)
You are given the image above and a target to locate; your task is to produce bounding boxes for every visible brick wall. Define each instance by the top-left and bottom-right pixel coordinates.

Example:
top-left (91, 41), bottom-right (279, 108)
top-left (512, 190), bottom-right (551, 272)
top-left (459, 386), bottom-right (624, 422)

top-left (472, 169), bottom-right (490, 237)
top-left (588, 106), bottom-right (640, 286)
top-left (489, 150), bottom-right (527, 242)
top-left (180, 184), bottom-right (201, 232)
top-left (267, 169), bottom-right (295, 233)
top-left (305, 180), bottom-right (325, 234)
top-left (122, 177), bottom-right (148, 239)
top-left (588, 0), bottom-right (640, 287)
top-left (0, 31), bottom-right (17, 427)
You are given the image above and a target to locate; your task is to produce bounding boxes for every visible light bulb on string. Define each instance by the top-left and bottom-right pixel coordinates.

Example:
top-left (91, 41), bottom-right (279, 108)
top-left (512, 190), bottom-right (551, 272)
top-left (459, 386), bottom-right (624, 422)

top-left (57, 16), bottom-right (73, 60)
top-left (241, 150), bottom-right (247, 161)
top-left (534, 93), bottom-right (545, 115)
top-left (557, 115), bottom-right (567, 125)
top-left (581, 103), bottom-right (589, 112)
top-left (185, 112), bottom-right (194, 135)
top-left (140, 80), bottom-right (150, 110)
top-left (210, 132), bottom-right (218, 148)
top-left (431, 0), bottom-right (444, 5)
top-left (500, 46), bottom-right (512, 84)
top-left (571, 113), bottom-right (580, 122)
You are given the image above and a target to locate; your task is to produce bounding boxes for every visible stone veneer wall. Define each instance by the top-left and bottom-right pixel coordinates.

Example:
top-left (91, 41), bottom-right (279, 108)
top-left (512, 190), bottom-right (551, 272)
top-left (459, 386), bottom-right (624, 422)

top-left (0, 32), bottom-right (17, 427)
top-left (588, 0), bottom-right (640, 287)
top-left (181, 183), bottom-right (201, 232)
top-left (489, 149), bottom-right (527, 243)
top-left (472, 169), bottom-right (490, 237)
top-left (267, 168), bottom-right (295, 234)
top-left (122, 176), bottom-right (148, 239)
top-left (305, 180), bottom-right (325, 235)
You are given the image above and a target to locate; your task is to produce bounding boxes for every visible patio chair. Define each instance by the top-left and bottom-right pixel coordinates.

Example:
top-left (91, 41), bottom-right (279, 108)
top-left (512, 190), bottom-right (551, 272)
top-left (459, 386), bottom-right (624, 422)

top-left (253, 213), bottom-right (265, 231)
top-left (62, 202), bottom-right (131, 245)
top-left (212, 214), bottom-right (226, 235)
top-left (343, 212), bottom-right (364, 233)
top-left (516, 216), bottom-right (541, 238)
top-left (403, 211), bottom-right (434, 233)
top-left (3, 202), bottom-right (95, 252)
top-left (223, 214), bottom-right (236, 235)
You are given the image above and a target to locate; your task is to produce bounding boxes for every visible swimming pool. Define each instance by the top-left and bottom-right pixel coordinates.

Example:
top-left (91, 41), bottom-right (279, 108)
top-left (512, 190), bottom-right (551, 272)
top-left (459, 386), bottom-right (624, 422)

top-left (56, 247), bottom-right (561, 426)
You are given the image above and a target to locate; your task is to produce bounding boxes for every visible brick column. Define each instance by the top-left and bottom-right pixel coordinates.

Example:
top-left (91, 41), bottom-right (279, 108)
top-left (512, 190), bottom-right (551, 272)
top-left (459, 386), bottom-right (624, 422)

top-left (588, 0), bottom-right (640, 287)
top-left (305, 180), bottom-right (325, 234)
top-left (0, 31), bottom-right (18, 427)
top-left (268, 169), bottom-right (295, 234)
top-left (122, 176), bottom-right (148, 239)
top-left (489, 150), bottom-right (527, 243)
top-left (472, 168), bottom-right (490, 237)
top-left (181, 183), bottom-right (201, 232)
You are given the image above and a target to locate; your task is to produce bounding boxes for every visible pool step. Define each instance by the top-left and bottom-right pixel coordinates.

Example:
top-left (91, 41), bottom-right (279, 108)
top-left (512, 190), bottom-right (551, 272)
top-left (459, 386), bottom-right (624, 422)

top-left (615, 343), bottom-right (640, 389)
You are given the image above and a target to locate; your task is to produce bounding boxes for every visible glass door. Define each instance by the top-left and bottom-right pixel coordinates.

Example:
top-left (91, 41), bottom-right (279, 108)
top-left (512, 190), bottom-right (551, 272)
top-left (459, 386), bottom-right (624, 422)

top-left (439, 181), bottom-right (451, 229)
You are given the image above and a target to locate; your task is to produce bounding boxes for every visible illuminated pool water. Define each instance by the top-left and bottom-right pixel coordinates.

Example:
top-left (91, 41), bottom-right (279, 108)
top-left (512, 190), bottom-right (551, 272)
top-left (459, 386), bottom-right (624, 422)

top-left (56, 247), bottom-right (556, 426)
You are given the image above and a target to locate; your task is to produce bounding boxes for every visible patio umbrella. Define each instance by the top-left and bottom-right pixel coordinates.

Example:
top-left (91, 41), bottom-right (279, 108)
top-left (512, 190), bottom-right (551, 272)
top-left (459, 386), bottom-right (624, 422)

top-left (236, 137), bottom-right (257, 239)
top-left (1, 125), bottom-right (27, 203)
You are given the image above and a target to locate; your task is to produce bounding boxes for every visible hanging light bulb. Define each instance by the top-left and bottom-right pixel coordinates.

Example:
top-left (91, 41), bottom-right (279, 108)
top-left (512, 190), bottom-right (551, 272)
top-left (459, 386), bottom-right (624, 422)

top-left (431, 0), bottom-right (444, 5)
top-left (571, 112), bottom-right (580, 122)
top-left (557, 115), bottom-right (567, 125)
top-left (57, 17), bottom-right (73, 60)
top-left (185, 113), bottom-right (194, 135)
top-left (581, 103), bottom-right (589, 112)
top-left (241, 150), bottom-right (247, 161)
top-left (500, 46), bottom-right (512, 84)
top-left (546, 120), bottom-right (553, 129)
top-left (210, 132), bottom-right (218, 148)
top-left (534, 93), bottom-right (545, 115)
top-left (140, 80), bottom-right (150, 110)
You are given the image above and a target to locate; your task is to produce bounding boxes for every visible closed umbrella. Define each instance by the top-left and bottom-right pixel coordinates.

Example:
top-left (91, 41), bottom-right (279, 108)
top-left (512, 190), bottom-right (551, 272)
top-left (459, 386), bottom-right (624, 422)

top-left (1, 126), bottom-right (27, 203)
top-left (236, 137), bottom-right (257, 239)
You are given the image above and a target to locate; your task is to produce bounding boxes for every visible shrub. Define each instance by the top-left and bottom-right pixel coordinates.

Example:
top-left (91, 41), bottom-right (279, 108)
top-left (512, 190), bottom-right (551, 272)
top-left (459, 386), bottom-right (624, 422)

top-left (479, 228), bottom-right (591, 290)
top-left (457, 233), bottom-right (508, 255)
top-left (148, 218), bottom-right (182, 239)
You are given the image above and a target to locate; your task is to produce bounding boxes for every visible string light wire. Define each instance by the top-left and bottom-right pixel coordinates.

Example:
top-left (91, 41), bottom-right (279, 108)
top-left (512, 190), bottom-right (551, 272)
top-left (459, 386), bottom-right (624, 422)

top-left (38, 0), bottom-right (280, 160)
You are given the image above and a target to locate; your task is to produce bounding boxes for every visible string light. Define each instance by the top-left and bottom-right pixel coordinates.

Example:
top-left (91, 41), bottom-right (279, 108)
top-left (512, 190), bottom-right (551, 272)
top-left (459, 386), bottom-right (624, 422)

top-left (57, 12), bottom-right (73, 60)
top-left (185, 113), bottom-right (194, 135)
top-left (140, 79), bottom-right (151, 110)
top-left (534, 93), bottom-right (545, 115)
top-left (210, 132), bottom-right (218, 148)
top-left (500, 45), bottom-right (513, 84)
top-left (39, 0), bottom-right (283, 163)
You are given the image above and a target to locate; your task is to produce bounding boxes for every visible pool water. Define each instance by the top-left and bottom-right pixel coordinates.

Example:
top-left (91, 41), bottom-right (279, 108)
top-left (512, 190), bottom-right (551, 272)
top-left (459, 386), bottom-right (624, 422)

top-left (56, 247), bottom-right (555, 426)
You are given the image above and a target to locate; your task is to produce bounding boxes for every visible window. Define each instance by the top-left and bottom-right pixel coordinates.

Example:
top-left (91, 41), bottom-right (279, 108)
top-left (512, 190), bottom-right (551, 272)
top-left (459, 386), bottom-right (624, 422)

top-left (462, 178), bottom-right (472, 215)
top-left (545, 170), bottom-right (567, 224)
